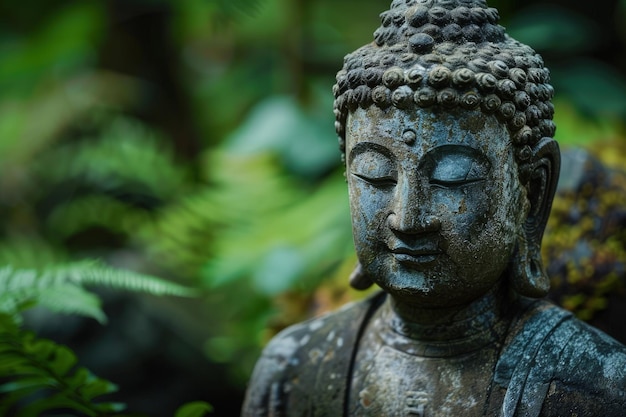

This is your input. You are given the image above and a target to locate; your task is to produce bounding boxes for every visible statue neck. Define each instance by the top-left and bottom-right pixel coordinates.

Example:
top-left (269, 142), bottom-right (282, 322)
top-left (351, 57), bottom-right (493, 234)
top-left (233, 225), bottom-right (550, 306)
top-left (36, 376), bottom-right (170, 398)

top-left (383, 284), bottom-right (511, 353)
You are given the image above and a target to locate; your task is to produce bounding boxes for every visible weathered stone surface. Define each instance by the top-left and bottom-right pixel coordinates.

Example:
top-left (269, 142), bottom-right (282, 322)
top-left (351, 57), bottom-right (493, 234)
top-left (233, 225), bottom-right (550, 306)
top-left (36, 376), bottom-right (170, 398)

top-left (242, 1), bottom-right (626, 416)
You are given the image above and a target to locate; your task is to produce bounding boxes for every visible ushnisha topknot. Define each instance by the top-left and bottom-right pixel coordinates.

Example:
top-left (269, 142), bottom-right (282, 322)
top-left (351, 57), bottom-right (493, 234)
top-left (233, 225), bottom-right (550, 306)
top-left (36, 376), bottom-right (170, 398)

top-left (333, 0), bottom-right (556, 165)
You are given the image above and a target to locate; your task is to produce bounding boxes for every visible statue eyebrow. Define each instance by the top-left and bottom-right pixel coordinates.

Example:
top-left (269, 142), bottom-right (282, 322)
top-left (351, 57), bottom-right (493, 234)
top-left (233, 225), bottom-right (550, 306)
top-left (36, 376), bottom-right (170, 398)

top-left (348, 142), bottom-right (395, 166)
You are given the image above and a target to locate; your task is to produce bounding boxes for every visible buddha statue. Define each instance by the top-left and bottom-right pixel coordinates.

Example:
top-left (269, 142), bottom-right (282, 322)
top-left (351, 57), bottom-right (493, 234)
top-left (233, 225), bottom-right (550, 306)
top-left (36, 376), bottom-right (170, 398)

top-left (241, 0), bottom-right (626, 416)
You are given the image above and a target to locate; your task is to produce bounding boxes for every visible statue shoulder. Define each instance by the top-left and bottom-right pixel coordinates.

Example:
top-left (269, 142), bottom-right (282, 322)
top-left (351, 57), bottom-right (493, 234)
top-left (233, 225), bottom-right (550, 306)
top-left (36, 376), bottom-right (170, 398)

top-left (241, 293), bottom-right (385, 417)
top-left (254, 293), bottom-right (381, 373)
top-left (499, 300), bottom-right (626, 417)
top-left (543, 313), bottom-right (626, 414)
top-left (555, 312), bottom-right (626, 394)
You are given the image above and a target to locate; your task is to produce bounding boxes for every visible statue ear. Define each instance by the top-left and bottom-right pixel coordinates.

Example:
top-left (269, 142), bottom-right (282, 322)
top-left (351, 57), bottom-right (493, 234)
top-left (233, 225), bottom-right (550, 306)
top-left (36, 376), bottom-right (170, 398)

top-left (511, 137), bottom-right (560, 298)
top-left (349, 262), bottom-right (374, 290)
top-left (524, 137), bottom-right (560, 244)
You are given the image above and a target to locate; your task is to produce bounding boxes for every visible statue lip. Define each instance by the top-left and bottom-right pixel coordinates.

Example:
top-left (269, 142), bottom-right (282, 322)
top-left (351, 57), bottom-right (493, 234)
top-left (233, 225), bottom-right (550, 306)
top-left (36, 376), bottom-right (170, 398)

top-left (390, 246), bottom-right (442, 266)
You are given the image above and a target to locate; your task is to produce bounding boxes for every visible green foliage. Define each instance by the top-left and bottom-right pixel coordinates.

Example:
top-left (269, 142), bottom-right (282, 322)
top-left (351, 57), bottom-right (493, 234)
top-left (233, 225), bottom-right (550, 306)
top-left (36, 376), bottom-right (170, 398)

top-left (0, 261), bottom-right (196, 324)
top-left (0, 314), bottom-right (125, 417)
top-left (544, 148), bottom-right (626, 321)
top-left (0, 260), bottom-right (199, 415)
top-left (174, 401), bottom-right (213, 417)
top-left (552, 99), bottom-right (624, 147)
top-left (224, 95), bottom-right (338, 178)
top-left (506, 4), bottom-right (601, 54)
top-left (0, 2), bottom-right (104, 96)
top-left (0, 238), bottom-right (68, 270)
top-left (506, 4), bottom-right (626, 120)
top-left (552, 61), bottom-right (626, 120)
top-left (37, 116), bottom-right (189, 244)
top-left (140, 141), bottom-right (353, 381)
top-left (37, 117), bottom-right (188, 200)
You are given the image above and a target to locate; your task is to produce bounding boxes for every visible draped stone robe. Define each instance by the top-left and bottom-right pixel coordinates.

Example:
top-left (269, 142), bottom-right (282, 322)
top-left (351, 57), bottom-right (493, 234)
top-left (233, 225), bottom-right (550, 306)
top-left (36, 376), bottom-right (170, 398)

top-left (242, 292), bottom-right (626, 417)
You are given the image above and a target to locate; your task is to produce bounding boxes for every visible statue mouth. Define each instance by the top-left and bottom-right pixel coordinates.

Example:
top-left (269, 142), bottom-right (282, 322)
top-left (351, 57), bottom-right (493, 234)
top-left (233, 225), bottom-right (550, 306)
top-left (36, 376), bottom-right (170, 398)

top-left (390, 246), bottom-right (442, 267)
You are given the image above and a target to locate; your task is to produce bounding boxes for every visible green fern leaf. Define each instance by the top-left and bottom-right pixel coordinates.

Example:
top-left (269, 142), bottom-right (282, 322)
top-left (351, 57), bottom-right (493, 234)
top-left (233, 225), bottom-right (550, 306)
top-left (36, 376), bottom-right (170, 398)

top-left (0, 237), bottom-right (68, 270)
top-left (35, 284), bottom-right (106, 324)
top-left (35, 117), bottom-right (188, 200)
top-left (15, 393), bottom-right (101, 417)
top-left (46, 194), bottom-right (153, 242)
top-left (78, 377), bottom-right (119, 402)
top-left (0, 314), bottom-right (124, 416)
top-left (37, 339), bottom-right (77, 377)
top-left (0, 261), bottom-right (196, 323)
top-left (0, 377), bottom-right (54, 394)
top-left (174, 401), bottom-right (213, 417)
top-left (60, 260), bottom-right (197, 297)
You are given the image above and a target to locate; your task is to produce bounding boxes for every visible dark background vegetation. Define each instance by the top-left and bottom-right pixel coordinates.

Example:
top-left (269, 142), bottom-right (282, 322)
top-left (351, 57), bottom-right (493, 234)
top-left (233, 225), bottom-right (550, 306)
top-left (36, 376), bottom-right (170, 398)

top-left (1, 0), bottom-right (626, 415)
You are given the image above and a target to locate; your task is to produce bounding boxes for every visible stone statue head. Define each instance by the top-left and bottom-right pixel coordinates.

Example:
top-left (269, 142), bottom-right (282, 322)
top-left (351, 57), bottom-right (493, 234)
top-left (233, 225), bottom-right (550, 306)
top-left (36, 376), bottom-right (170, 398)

top-left (333, 0), bottom-right (560, 305)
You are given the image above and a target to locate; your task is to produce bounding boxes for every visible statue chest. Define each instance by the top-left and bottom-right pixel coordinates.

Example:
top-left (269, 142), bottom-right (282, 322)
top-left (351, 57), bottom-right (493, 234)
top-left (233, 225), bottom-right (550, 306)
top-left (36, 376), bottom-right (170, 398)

top-left (347, 330), bottom-right (500, 417)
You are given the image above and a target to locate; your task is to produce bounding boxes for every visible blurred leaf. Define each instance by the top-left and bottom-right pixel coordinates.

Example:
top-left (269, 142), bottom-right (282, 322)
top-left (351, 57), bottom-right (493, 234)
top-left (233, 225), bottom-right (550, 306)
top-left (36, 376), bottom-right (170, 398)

top-left (0, 237), bottom-right (68, 269)
top-left (143, 150), bottom-right (304, 278)
top-left (60, 261), bottom-right (197, 297)
top-left (46, 194), bottom-right (153, 242)
top-left (175, 401), bottom-right (213, 417)
top-left (35, 284), bottom-right (106, 324)
top-left (506, 5), bottom-right (601, 53)
top-left (0, 314), bottom-right (123, 416)
top-left (0, 72), bottom-right (141, 195)
top-left (187, 58), bottom-right (291, 145)
top-left (552, 60), bottom-right (626, 118)
top-left (203, 168), bottom-right (351, 290)
top-left (0, 2), bottom-right (104, 95)
top-left (553, 99), bottom-right (623, 146)
top-left (225, 96), bottom-right (339, 178)
top-left (37, 117), bottom-right (188, 199)
top-left (0, 261), bottom-right (196, 324)
top-left (252, 246), bottom-right (305, 295)
top-left (139, 187), bottom-right (223, 276)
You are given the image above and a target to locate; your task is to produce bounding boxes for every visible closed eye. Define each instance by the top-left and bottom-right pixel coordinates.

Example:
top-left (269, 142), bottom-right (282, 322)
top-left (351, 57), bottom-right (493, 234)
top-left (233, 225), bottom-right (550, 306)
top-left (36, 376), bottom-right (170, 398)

top-left (352, 173), bottom-right (397, 188)
top-left (349, 146), bottom-right (398, 189)
top-left (424, 145), bottom-right (491, 189)
top-left (430, 177), bottom-right (485, 188)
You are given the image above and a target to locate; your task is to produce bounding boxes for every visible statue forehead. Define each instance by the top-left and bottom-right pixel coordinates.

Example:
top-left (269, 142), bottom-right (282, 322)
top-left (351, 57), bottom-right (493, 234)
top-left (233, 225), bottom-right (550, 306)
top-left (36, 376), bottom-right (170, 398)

top-left (346, 106), bottom-right (511, 156)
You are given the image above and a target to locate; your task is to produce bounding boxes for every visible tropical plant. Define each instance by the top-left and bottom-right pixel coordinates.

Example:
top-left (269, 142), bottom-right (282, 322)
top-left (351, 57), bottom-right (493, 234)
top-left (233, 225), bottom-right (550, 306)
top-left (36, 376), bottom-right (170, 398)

top-left (0, 261), bottom-right (210, 417)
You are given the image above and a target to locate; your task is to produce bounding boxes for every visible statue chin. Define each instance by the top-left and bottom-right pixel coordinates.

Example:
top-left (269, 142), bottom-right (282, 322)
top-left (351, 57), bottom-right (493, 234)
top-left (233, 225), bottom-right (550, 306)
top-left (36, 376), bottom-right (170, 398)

top-left (362, 258), bottom-right (500, 309)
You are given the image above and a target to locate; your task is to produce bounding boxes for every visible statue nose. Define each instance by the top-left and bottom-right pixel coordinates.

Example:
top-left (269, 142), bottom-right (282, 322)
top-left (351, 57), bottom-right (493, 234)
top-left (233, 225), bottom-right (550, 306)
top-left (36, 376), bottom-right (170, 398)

top-left (387, 211), bottom-right (441, 234)
top-left (387, 179), bottom-right (440, 234)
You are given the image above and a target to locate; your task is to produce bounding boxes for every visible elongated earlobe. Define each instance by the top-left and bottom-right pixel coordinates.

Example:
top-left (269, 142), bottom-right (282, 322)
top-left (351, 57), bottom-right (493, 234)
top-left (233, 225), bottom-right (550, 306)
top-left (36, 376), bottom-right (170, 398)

top-left (511, 232), bottom-right (550, 298)
top-left (511, 137), bottom-right (560, 298)
top-left (525, 138), bottom-right (560, 243)
top-left (349, 262), bottom-right (374, 290)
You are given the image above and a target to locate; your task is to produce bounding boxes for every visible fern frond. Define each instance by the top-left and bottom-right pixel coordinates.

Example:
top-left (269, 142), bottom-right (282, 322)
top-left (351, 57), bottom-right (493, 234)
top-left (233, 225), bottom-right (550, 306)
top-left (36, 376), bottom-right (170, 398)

top-left (138, 188), bottom-right (223, 276)
top-left (35, 117), bottom-right (188, 200)
top-left (46, 193), bottom-right (153, 241)
top-left (141, 152), bottom-right (306, 277)
top-left (216, 0), bottom-right (263, 16)
top-left (0, 314), bottom-right (125, 417)
top-left (0, 237), bottom-right (68, 270)
top-left (36, 285), bottom-right (106, 324)
top-left (205, 170), bottom-right (352, 292)
top-left (175, 401), bottom-right (213, 417)
top-left (0, 261), bottom-right (197, 323)
top-left (61, 260), bottom-right (197, 297)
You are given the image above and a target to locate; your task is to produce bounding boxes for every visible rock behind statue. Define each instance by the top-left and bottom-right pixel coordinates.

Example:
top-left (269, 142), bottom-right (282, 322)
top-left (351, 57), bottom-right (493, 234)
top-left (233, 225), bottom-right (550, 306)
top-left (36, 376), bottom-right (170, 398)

top-left (242, 0), bottom-right (626, 416)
